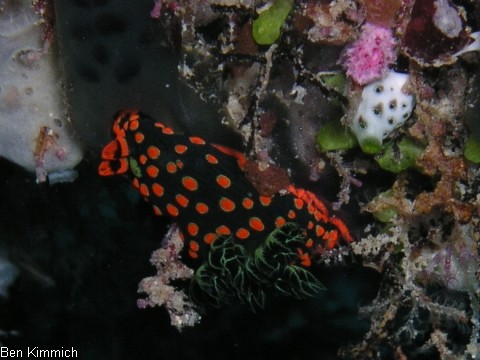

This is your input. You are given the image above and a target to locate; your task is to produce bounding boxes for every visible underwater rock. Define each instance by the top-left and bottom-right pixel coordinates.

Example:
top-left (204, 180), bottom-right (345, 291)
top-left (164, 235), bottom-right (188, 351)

top-left (54, 0), bottom-right (225, 149)
top-left (0, 0), bottom-right (83, 181)
top-left (401, 0), bottom-right (471, 66)
top-left (464, 71), bottom-right (480, 143)
top-left (301, 0), bottom-right (364, 45)
top-left (363, 0), bottom-right (403, 28)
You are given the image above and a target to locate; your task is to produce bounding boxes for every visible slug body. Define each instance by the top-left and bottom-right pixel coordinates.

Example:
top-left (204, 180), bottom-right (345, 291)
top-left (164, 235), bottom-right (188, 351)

top-left (99, 110), bottom-right (353, 266)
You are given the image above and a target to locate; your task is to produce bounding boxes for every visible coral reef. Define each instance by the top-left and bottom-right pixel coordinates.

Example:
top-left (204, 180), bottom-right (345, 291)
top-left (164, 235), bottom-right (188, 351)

top-left (136, 1), bottom-right (480, 358)
top-left (1, 0), bottom-right (479, 358)
top-left (348, 195), bottom-right (479, 358)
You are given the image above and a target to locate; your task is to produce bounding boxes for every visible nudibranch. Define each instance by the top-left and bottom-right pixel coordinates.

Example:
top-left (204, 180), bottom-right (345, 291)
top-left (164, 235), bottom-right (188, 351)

top-left (99, 110), bottom-right (353, 307)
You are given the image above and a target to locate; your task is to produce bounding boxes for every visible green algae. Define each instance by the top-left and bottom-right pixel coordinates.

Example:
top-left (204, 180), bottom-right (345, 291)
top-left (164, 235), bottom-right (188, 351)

top-left (252, 0), bottom-right (293, 45)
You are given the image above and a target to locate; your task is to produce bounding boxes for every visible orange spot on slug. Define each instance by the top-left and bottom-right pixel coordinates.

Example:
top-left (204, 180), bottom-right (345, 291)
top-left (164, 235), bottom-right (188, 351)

top-left (134, 132), bottom-right (145, 144)
top-left (259, 196), bottom-right (272, 206)
top-left (189, 240), bottom-right (200, 252)
top-left (288, 210), bottom-right (296, 219)
top-left (166, 162), bottom-right (177, 174)
top-left (175, 194), bottom-right (189, 208)
top-left (216, 225), bottom-right (231, 235)
top-left (205, 154), bottom-right (218, 164)
top-left (219, 197), bottom-right (236, 212)
top-left (275, 217), bottom-right (286, 228)
top-left (216, 175), bottom-right (231, 189)
top-left (195, 203), bottom-right (209, 214)
top-left (189, 136), bottom-right (206, 145)
top-left (139, 184), bottom-right (149, 197)
top-left (166, 203), bottom-right (179, 217)
top-left (146, 165), bottom-right (159, 178)
top-left (242, 198), bottom-right (254, 210)
top-left (235, 228), bottom-right (250, 240)
top-left (152, 205), bottom-right (162, 216)
top-left (139, 154), bottom-right (148, 165)
top-left (129, 119), bottom-right (139, 131)
top-left (182, 176), bottom-right (198, 191)
top-left (147, 146), bottom-right (161, 159)
top-left (204, 233), bottom-right (217, 244)
top-left (294, 198), bottom-right (304, 210)
top-left (187, 223), bottom-right (199, 237)
top-left (175, 144), bottom-right (188, 154)
top-left (151, 183), bottom-right (164, 197)
top-left (249, 217), bottom-right (265, 232)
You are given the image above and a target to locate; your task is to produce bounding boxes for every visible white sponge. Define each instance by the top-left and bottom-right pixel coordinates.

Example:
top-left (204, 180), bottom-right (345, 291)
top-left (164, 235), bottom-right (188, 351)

top-left (0, 1), bottom-right (83, 182)
top-left (349, 71), bottom-right (415, 154)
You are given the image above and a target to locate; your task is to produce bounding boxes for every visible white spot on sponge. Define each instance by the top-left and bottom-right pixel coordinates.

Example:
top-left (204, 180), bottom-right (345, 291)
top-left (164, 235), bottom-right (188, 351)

top-left (349, 71), bottom-right (415, 154)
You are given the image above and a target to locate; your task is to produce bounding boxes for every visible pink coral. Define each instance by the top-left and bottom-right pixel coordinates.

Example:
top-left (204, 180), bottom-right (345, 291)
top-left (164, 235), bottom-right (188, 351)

top-left (342, 23), bottom-right (397, 85)
top-left (137, 225), bottom-right (200, 330)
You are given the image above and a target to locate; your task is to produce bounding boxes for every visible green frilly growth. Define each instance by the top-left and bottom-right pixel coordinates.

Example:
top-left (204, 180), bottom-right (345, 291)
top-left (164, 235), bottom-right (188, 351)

top-left (321, 72), bottom-right (346, 93)
top-left (464, 134), bottom-right (480, 163)
top-left (359, 138), bottom-right (383, 155)
top-left (316, 120), bottom-right (358, 152)
top-left (252, 0), bottom-right (293, 45)
top-left (317, 120), bottom-right (424, 174)
top-left (189, 223), bottom-right (324, 310)
top-left (375, 138), bottom-right (424, 173)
